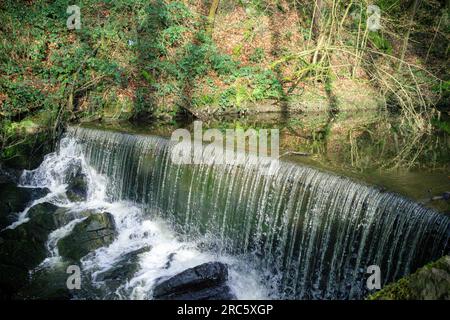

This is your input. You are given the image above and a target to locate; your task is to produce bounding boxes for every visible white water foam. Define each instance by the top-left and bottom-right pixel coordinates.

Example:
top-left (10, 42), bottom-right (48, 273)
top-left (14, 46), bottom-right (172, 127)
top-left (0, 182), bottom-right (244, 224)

top-left (16, 136), bottom-right (271, 300)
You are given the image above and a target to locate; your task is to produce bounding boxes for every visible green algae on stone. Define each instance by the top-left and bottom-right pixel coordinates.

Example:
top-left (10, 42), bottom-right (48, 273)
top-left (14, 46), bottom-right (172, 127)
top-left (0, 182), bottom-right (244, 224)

top-left (57, 212), bottom-right (117, 261)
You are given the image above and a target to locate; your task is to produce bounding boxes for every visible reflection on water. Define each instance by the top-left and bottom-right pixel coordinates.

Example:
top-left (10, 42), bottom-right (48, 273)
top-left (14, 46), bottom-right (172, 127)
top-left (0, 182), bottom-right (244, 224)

top-left (82, 110), bottom-right (450, 212)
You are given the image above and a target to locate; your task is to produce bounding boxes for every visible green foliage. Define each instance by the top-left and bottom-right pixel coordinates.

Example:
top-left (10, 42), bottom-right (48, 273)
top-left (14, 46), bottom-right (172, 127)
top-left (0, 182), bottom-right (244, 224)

top-left (368, 32), bottom-right (393, 54)
top-left (433, 80), bottom-right (450, 104)
top-left (431, 118), bottom-right (450, 134)
top-left (215, 67), bottom-right (283, 108)
top-left (210, 52), bottom-right (237, 75)
top-left (162, 25), bottom-right (188, 46)
top-left (134, 87), bottom-right (155, 119)
top-left (0, 80), bottom-right (46, 118)
top-left (134, 0), bottom-right (284, 113)
top-left (193, 94), bottom-right (217, 108)
top-left (249, 48), bottom-right (265, 63)
top-left (178, 38), bottom-right (212, 79)
top-left (2, 0), bottom-right (443, 129)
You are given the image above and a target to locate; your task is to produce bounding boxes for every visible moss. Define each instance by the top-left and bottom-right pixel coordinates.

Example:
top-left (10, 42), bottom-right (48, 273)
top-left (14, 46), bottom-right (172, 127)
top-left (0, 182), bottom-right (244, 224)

top-left (57, 212), bottom-right (117, 261)
top-left (15, 260), bottom-right (74, 300)
top-left (368, 277), bottom-right (415, 300)
top-left (368, 256), bottom-right (450, 300)
top-left (1, 113), bottom-right (53, 169)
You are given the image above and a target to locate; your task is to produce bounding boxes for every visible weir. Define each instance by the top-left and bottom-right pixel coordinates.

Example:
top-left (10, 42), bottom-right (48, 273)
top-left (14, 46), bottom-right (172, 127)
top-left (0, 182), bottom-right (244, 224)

top-left (66, 126), bottom-right (450, 299)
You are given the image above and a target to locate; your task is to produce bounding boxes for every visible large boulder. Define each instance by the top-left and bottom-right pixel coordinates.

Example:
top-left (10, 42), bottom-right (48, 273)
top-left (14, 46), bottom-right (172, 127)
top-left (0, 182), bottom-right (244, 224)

top-left (27, 202), bottom-right (67, 231)
top-left (152, 262), bottom-right (236, 300)
top-left (407, 256), bottom-right (450, 299)
top-left (0, 204), bottom-right (114, 299)
top-left (0, 205), bottom-right (58, 298)
top-left (0, 203), bottom-right (62, 273)
top-left (57, 212), bottom-right (117, 261)
top-left (65, 164), bottom-right (88, 202)
top-left (95, 246), bottom-right (151, 292)
top-left (0, 216), bottom-right (54, 270)
top-left (0, 203), bottom-right (101, 299)
top-left (0, 182), bottom-right (49, 229)
top-left (0, 203), bottom-right (66, 292)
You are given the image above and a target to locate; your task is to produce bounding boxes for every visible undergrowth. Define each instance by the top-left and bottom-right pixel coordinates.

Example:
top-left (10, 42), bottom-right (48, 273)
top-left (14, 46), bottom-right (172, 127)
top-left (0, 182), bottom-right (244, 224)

top-left (0, 0), bottom-right (449, 166)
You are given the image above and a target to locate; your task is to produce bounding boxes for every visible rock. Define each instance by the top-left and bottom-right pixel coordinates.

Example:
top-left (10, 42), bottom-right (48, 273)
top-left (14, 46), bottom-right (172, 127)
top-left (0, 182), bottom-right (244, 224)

top-left (0, 223), bottom-right (49, 299)
top-left (159, 283), bottom-right (236, 300)
top-left (0, 263), bottom-right (29, 299)
top-left (15, 261), bottom-right (75, 300)
top-left (0, 163), bottom-right (21, 184)
top-left (0, 202), bottom-right (72, 298)
top-left (1, 129), bottom-right (51, 170)
top-left (0, 182), bottom-right (49, 229)
top-left (164, 252), bottom-right (177, 269)
top-left (153, 262), bottom-right (236, 300)
top-left (57, 212), bottom-right (117, 261)
top-left (0, 202), bottom-right (82, 261)
top-left (369, 255), bottom-right (450, 300)
top-left (27, 202), bottom-right (64, 231)
top-left (0, 222), bottom-right (50, 270)
top-left (409, 256), bottom-right (450, 299)
top-left (65, 162), bottom-right (88, 202)
top-left (27, 202), bottom-right (93, 231)
top-left (95, 246), bottom-right (151, 291)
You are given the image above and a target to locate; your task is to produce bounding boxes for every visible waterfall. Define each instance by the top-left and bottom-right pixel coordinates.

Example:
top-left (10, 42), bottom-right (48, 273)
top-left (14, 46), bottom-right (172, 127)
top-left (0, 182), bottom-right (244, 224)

top-left (66, 126), bottom-right (450, 299)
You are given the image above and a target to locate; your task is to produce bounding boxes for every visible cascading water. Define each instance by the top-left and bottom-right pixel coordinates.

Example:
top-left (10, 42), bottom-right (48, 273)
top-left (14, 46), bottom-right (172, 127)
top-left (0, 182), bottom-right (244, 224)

top-left (17, 130), bottom-right (269, 300)
top-left (50, 125), bottom-right (449, 300)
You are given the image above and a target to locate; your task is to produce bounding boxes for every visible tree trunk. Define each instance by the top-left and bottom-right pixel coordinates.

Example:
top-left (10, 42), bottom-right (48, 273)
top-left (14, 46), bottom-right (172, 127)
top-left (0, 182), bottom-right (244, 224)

top-left (207, 0), bottom-right (220, 37)
top-left (312, 0), bottom-right (322, 41)
top-left (398, 0), bottom-right (421, 71)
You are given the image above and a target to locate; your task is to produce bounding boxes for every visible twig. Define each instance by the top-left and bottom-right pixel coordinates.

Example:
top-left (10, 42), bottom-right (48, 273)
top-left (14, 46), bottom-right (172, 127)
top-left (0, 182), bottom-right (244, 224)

top-left (279, 151), bottom-right (311, 158)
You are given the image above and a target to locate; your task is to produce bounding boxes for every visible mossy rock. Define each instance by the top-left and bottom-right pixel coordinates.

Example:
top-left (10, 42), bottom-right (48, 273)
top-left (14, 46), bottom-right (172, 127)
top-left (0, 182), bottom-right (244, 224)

top-left (0, 202), bottom-right (87, 298)
top-left (95, 246), bottom-right (151, 294)
top-left (1, 131), bottom-right (52, 170)
top-left (57, 212), bottom-right (117, 261)
top-left (1, 113), bottom-right (53, 170)
top-left (0, 223), bottom-right (49, 271)
top-left (65, 165), bottom-right (88, 202)
top-left (15, 261), bottom-right (75, 300)
top-left (27, 202), bottom-right (66, 230)
top-left (26, 202), bottom-right (92, 231)
top-left (27, 203), bottom-right (99, 234)
top-left (0, 182), bottom-right (49, 229)
top-left (0, 203), bottom-right (63, 270)
top-left (369, 255), bottom-right (450, 300)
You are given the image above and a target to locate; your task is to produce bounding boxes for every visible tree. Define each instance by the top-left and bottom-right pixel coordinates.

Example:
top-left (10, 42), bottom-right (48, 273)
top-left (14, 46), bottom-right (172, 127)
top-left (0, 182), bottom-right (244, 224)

top-left (207, 0), bottom-right (220, 37)
top-left (398, 0), bottom-right (421, 71)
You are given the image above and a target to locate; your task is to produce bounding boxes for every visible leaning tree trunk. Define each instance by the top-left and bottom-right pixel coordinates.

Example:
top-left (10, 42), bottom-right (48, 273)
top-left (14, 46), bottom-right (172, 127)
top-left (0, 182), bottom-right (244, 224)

top-left (311, 0), bottom-right (323, 64)
top-left (207, 0), bottom-right (220, 37)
